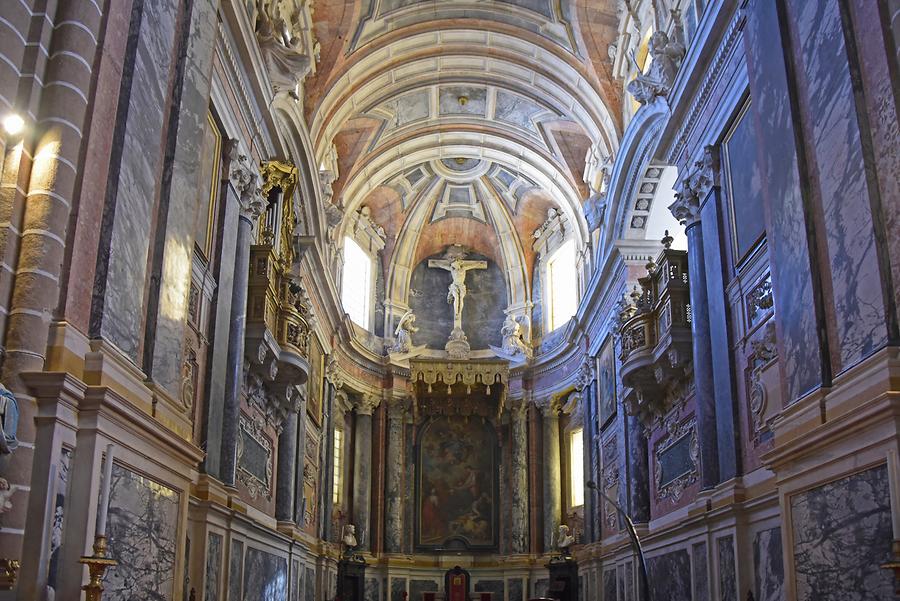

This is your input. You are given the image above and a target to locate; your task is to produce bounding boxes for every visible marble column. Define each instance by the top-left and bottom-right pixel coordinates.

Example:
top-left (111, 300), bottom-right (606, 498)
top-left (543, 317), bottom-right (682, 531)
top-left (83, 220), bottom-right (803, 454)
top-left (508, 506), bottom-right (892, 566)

top-left (352, 394), bottom-right (381, 551)
top-left (384, 398), bottom-right (406, 553)
top-left (541, 399), bottom-right (562, 552)
top-left (276, 404), bottom-right (299, 522)
top-left (294, 397), bottom-right (309, 526)
top-left (220, 152), bottom-right (265, 487)
top-left (669, 180), bottom-right (720, 489)
top-left (510, 401), bottom-right (529, 553)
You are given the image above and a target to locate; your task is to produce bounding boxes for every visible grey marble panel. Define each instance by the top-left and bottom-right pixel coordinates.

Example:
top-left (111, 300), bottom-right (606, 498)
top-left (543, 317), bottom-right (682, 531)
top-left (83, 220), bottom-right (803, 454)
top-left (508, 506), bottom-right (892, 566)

top-left (535, 577), bottom-right (550, 598)
top-left (624, 562), bottom-right (633, 601)
top-left (602, 570), bottom-right (616, 601)
top-left (495, 90), bottom-right (544, 133)
top-left (365, 577), bottom-right (380, 601)
top-left (243, 548), bottom-right (287, 601)
top-left (205, 533), bottom-right (222, 601)
top-left (788, 0), bottom-right (887, 370)
top-left (382, 89), bottom-right (430, 130)
top-left (391, 577), bottom-right (407, 601)
top-left (717, 535), bottom-right (736, 601)
top-left (507, 578), bottom-right (523, 601)
top-left (753, 527), bottom-right (784, 601)
top-left (646, 549), bottom-right (691, 601)
top-left (791, 464), bottom-right (892, 600)
top-left (409, 579), bottom-right (438, 600)
top-left (439, 86), bottom-right (487, 116)
top-left (91, 0), bottom-right (180, 359)
top-left (475, 579), bottom-right (504, 599)
top-left (692, 542), bottom-right (709, 601)
top-left (305, 566), bottom-right (315, 601)
top-left (617, 565), bottom-right (624, 601)
top-left (578, 575), bottom-right (584, 601)
top-left (103, 464), bottom-right (180, 601)
top-left (292, 559), bottom-right (301, 601)
top-left (229, 540), bottom-right (243, 600)
top-left (743, 0), bottom-right (823, 401)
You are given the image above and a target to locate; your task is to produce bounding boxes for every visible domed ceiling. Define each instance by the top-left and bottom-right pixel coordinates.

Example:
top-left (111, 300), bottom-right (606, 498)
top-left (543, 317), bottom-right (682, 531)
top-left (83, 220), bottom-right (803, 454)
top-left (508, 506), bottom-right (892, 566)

top-left (305, 0), bottom-right (622, 314)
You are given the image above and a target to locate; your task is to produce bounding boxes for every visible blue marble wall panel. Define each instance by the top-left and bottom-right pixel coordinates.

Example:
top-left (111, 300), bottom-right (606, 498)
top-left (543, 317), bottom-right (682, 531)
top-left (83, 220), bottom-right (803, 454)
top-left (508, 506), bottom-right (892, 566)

top-left (508, 578), bottom-right (523, 601)
top-left (535, 577), bottom-right (550, 598)
top-left (578, 575), bottom-right (584, 601)
top-left (717, 535), bottom-right (736, 601)
top-left (624, 562), bottom-right (633, 601)
top-left (786, 0), bottom-right (888, 371)
top-left (391, 577), bottom-right (406, 601)
top-left (408, 252), bottom-right (507, 350)
top-left (742, 0), bottom-right (824, 402)
top-left (90, 0), bottom-right (180, 359)
top-left (305, 566), bottom-right (315, 601)
top-left (753, 527), bottom-right (784, 601)
top-left (602, 570), bottom-right (616, 601)
top-left (229, 540), bottom-right (243, 600)
top-left (243, 548), bottom-right (287, 601)
top-left (691, 542), bottom-right (709, 601)
top-left (790, 464), bottom-right (892, 600)
top-left (646, 549), bottom-right (691, 601)
top-left (103, 464), bottom-right (180, 601)
top-left (365, 577), bottom-right (380, 601)
top-left (409, 578), bottom-right (438, 600)
top-left (617, 565), bottom-right (624, 601)
top-left (475, 579), bottom-right (504, 599)
top-left (292, 560), bottom-right (301, 601)
top-left (205, 533), bottom-right (222, 601)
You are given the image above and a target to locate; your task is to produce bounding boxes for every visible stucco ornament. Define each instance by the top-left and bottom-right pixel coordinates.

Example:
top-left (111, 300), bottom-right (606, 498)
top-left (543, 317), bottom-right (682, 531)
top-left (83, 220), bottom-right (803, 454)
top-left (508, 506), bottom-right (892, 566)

top-left (0, 383), bottom-right (19, 454)
top-left (626, 30), bottom-right (685, 105)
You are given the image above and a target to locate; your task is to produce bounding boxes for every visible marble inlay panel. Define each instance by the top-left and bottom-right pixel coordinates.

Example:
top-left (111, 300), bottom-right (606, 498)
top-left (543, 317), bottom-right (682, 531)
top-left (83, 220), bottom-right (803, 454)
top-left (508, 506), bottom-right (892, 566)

top-left (535, 577), bottom-right (550, 598)
top-left (753, 527), bottom-right (784, 601)
top-left (243, 548), bottom-right (287, 601)
top-left (292, 560), bottom-right (301, 601)
top-left (646, 549), bottom-right (691, 601)
top-left (391, 577), bottom-right (406, 601)
top-left (305, 566), bottom-right (315, 601)
top-left (791, 464), bottom-right (892, 600)
top-left (602, 570), bottom-right (616, 601)
top-left (204, 533), bottom-right (222, 601)
top-left (717, 535), bottom-right (736, 601)
top-left (474, 579), bottom-right (504, 599)
top-left (788, 0), bottom-right (887, 370)
top-left (47, 447), bottom-right (72, 596)
top-left (229, 540), bottom-right (243, 600)
top-left (624, 561), bottom-right (633, 601)
top-left (692, 542), bottom-right (709, 601)
top-left (409, 579), bottom-right (438, 600)
top-left (365, 577), bottom-right (380, 601)
top-left (507, 577), bottom-right (523, 601)
top-left (438, 86), bottom-right (487, 116)
top-left (103, 464), bottom-right (180, 601)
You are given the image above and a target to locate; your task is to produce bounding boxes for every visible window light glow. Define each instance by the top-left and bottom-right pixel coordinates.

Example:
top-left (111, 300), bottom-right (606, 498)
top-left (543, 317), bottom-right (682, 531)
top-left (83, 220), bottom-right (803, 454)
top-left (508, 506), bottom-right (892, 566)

top-left (570, 428), bottom-right (584, 507)
top-left (547, 238), bottom-right (578, 331)
top-left (332, 429), bottom-right (344, 505)
top-left (341, 236), bottom-right (372, 329)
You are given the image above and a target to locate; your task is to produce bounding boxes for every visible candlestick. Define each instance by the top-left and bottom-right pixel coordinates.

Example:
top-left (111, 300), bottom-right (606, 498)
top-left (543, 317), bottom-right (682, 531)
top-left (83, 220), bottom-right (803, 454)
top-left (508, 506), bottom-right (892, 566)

top-left (96, 444), bottom-right (115, 537)
top-left (79, 534), bottom-right (118, 601)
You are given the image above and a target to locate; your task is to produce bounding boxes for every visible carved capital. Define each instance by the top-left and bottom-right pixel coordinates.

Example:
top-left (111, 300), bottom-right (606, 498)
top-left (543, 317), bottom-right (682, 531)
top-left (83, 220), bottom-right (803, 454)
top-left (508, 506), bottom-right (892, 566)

top-left (355, 393), bottom-right (382, 416)
top-left (537, 396), bottom-right (563, 417)
top-left (325, 357), bottom-right (344, 390)
top-left (228, 147), bottom-right (265, 220)
top-left (692, 145), bottom-right (721, 200)
top-left (668, 181), bottom-right (701, 227)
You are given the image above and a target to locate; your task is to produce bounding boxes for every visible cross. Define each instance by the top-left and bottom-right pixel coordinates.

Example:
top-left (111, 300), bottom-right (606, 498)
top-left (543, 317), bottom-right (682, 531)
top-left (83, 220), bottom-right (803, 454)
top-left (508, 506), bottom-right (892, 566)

top-left (428, 247), bottom-right (487, 331)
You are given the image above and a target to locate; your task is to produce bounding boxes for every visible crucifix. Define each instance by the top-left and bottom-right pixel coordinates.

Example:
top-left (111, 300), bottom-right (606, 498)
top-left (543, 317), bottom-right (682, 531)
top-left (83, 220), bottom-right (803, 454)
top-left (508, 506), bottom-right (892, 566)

top-left (428, 247), bottom-right (487, 332)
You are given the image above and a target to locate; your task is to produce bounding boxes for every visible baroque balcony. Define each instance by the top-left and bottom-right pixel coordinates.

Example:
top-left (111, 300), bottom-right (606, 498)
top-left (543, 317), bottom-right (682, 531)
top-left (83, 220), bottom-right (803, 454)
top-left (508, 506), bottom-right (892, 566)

top-left (618, 239), bottom-right (693, 425)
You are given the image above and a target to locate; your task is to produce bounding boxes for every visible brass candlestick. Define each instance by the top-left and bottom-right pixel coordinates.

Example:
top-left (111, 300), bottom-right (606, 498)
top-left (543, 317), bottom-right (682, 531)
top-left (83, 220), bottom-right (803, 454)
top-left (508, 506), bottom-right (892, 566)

top-left (79, 535), bottom-right (118, 601)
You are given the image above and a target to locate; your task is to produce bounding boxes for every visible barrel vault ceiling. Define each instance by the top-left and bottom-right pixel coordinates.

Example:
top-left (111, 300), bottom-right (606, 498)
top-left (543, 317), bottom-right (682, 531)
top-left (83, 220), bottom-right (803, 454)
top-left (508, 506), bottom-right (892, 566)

top-left (305, 0), bottom-right (622, 296)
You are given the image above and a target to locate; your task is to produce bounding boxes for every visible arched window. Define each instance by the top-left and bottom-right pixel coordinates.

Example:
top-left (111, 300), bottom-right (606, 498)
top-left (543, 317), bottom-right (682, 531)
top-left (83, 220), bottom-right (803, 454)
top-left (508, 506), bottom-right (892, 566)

top-left (341, 236), bottom-right (372, 329)
top-left (546, 238), bottom-right (578, 331)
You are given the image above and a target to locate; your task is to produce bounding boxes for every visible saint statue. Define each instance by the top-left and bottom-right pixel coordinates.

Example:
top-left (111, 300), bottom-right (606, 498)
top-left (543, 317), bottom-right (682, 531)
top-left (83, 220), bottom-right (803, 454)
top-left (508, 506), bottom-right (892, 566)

top-left (390, 310), bottom-right (419, 354)
top-left (428, 248), bottom-right (487, 330)
top-left (626, 31), bottom-right (685, 105)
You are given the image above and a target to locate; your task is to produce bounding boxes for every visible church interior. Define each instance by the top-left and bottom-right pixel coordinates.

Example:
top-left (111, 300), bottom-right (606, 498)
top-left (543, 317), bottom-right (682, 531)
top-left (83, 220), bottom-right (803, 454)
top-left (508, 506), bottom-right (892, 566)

top-left (0, 0), bottom-right (898, 600)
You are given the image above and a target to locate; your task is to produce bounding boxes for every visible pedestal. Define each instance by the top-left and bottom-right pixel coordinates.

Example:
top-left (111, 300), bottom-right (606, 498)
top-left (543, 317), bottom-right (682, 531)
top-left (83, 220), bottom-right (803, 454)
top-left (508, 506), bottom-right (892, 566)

top-left (337, 558), bottom-right (366, 601)
top-left (546, 558), bottom-right (578, 601)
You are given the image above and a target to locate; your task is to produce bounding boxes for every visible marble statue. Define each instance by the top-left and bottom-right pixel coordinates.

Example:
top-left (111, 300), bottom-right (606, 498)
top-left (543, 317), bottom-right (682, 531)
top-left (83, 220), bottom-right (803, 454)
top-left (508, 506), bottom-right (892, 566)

top-left (390, 311), bottom-right (419, 354)
top-left (342, 524), bottom-right (358, 557)
top-left (497, 314), bottom-right (532, 361)
top-left (255, 0), bottom-right (316, 100)
top-left (0, 383), bottom-right (19, 454)
top-left (626, 30), bottom-right (685, 104)
top-left (556, 524), bottom-right (575, 555)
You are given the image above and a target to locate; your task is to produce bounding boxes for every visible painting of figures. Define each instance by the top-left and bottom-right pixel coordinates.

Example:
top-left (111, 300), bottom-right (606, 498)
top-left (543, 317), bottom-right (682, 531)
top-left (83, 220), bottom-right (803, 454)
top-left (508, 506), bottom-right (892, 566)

top-left (416, 416), bottom-right (498, 550)
top-left (598, 338), bottom-right (616, 426)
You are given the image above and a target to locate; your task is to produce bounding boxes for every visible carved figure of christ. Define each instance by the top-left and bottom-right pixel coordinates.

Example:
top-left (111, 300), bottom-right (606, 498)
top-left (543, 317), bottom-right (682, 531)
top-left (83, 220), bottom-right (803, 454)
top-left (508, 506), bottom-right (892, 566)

top-left (427, 256), bottom-right (487, 330)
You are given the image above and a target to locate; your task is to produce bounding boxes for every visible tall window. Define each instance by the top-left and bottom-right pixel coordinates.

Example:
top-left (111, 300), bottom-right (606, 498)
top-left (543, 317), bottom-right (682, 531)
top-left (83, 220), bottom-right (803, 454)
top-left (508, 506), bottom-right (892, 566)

top-left (332, 428), bottom-right (344, 505)
top-left (570, 428), bottom-right (584, 507)
top-left (341, 236), bottom-right (372, 328)
top-left (546, 238), bottom-right (578, 331)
